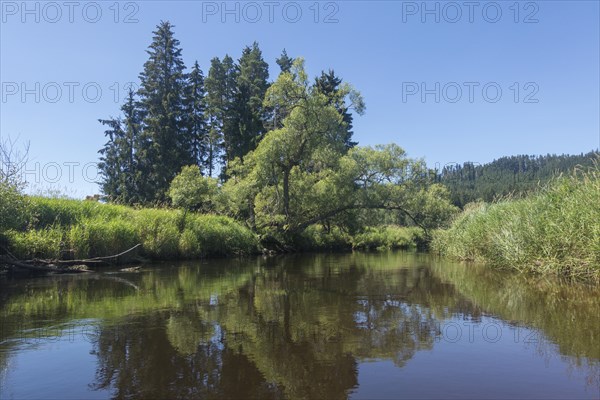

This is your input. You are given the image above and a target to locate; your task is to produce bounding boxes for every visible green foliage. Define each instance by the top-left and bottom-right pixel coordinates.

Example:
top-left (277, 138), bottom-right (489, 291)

top-left (231, 42), bottom-right (270, 162)
top-left (168, 165), bottom-right (220, 212)
top-left (6, 226), bottom-right (63, 259)
top-left (280, 225), bottom-right (427, 252)
top-left (351, 226), bottom-right (424, 250)
top-left (135, 209), bottom-right (182, 258)
top-left (98, 21), bottom-right (197, 204)
top-left (0, 182), bottom-right (29, 233)
top-left (87, 218), bottom-right (140, 258)
top-left (184, 61), bottom-right (209, 173)
top-left (98, 89), bottom-right (140, 203)
top-left (182, 214), bottom-right (259, 257)
top-left (315, 69), bottom-right (361, 150)
top-left (275, 49), bottom-right (294, 74)
top-left (433, 165), bottom-right (600, 281)
top-left (224, 61), bottom-right (457, 240)
top-left (27, 197), bottom-right (134, 229)
top-left (136, 21), bottom-right (191, 203)
top-left (205, 54), bottom-right (238, 174)
top-left (295, 225), bottom-right (352, 250)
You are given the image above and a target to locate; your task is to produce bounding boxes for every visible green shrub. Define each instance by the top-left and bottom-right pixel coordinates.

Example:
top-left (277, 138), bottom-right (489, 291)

top-left (296, 225), bottom-right (352, 251)
top-left (352, 226), bottom-right (423, 250)
top-left (179, 228), bottom-right (202, 258)
top-left (169, 165), bottom-right (221, 212)
top-left (0, 182), bottom-right (29, 233)
top-left (295, 224), bottom-right (426, 252)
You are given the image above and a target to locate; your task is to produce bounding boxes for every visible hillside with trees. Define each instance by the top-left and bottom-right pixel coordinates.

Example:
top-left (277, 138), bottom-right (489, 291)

top-left (438, 152), bottom-right (598, 207)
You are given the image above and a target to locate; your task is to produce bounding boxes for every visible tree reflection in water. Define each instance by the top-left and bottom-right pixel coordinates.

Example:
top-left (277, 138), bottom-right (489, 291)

top-left (1, 252), bottom-right (598, 399)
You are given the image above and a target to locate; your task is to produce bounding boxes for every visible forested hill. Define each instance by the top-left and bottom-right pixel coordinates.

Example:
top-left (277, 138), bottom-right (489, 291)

top-left (438, 151), bottom-right (598, 208)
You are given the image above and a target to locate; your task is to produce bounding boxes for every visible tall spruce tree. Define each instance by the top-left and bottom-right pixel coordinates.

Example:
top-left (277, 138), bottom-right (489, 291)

top-left (136, 21), bottom-right (190, 202)
top-left (315, 70), bottom-right (357, 150)
top-left (98, 89), bottom-right (140, 202)
top-left (205, 55), bottom-right (239, 177)
top-left (232, 42), bottom-right (270, 162)
top-left (98, 118), bottom-right (124, 198)
top-left (269, 49), bottom-right (296, 131)
top-left (276, 48), bottom-right (294, 74)
top-left (204, 57), bottom-right (226, 178)
top-left (120, 88), bottom-right (141, 202)
top-left (184, 61), bottom-right (208, 174)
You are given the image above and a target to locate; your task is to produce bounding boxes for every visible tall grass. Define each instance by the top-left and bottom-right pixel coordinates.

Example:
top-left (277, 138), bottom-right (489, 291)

top-left (4, 197), bottom-right (259, 260)
top-left (433, 165), bottom-right (600, 281)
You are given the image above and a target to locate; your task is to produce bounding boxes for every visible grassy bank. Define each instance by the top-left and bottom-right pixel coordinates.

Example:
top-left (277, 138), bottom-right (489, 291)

top-left (1, 196), bottom-right (425, 261)
top-left (432, 166), bottom-right (600, 281)
top-left (2, 197), bottom-right (259, 260)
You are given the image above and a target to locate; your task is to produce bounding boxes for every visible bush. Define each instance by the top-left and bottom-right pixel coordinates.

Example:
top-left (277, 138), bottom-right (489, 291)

top-left (169, 166), bottom-right (221, 212)
top-left (295, 225), bottom-right (352, 251)
top-left (352, 226), bottom-right (423, 250)
top-left (0, 182), bottom-right (29, 233)
top-left (295, 224), bottom-right (426, 251)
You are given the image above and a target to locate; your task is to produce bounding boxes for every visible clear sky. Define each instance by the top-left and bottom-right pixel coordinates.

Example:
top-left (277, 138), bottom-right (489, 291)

top-left (1, 0), bottom-right (599, 197)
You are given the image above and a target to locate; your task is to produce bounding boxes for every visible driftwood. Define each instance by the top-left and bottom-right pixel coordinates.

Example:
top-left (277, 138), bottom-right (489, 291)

top-left (0, 257), bottom-right (93, 273)
top-left (28, 244), bottom-right (143, 267)
top-left (0, 244), bottom-right (142, 274)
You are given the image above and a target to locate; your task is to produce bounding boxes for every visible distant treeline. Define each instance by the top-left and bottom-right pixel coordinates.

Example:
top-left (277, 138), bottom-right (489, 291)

top-left (438, 151), bottom-right (598, 207)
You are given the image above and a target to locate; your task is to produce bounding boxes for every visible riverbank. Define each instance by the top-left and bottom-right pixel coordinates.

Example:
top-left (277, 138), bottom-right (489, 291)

top-left (0, 196), bottom-right (426, 265)
top-left (432, 165), bottom-right (600, 282)
top-left (2, 197), bottom-right (259, 260)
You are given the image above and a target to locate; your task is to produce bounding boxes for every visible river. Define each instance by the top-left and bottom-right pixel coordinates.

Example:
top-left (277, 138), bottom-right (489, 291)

top-left (1, 252), bottom-right (598, 399)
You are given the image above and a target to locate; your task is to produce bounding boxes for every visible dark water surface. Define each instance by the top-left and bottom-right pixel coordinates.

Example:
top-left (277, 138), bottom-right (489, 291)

top-left (1, 252), bottom-right (598, 399)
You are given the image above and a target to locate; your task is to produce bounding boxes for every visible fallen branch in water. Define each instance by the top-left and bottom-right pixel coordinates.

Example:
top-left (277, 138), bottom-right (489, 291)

top-left (0, 256), bottom-right (93, 273)
top-left (0, 244), bottom-right (142, 274)
top-left (27, 244), bottom-right (143, 267)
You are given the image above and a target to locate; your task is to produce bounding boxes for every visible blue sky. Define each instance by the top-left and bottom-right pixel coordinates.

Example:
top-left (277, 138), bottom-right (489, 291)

top-left (1, 1), bottom-right (599, 196)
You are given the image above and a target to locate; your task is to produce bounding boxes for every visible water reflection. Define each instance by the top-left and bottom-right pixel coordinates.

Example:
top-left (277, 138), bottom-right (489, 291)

top-left (1, 252), bottom-right (598, 399)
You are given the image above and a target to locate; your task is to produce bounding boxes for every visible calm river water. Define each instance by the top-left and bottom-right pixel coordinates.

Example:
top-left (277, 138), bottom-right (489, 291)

top-left (0, 252), bottom-right (598, 399)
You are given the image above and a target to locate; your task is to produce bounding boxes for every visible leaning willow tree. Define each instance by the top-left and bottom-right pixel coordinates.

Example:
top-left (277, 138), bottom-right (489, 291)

top-left (220, 59), bottom-right (457, 241)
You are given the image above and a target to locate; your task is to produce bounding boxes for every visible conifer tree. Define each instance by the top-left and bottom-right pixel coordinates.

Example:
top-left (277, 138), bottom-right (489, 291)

top-left (205, 55), bottom-right (238, 177)
top-left (98, 89), bottom-right (140, 202)
top-left (185, 61), bottom-right (208, 173)
top-left (269, 49), bottom-right (296, 131)
top-left (136, 21), bottom-right (190, 202)
top-left (276, 48), bottom-right (294, 74)
top-left (98, 117), bottom-right (124, 198)
top-left (232, 42), bottom-right (270, 161)
top-left (315, 70), bottom-right (357, 150)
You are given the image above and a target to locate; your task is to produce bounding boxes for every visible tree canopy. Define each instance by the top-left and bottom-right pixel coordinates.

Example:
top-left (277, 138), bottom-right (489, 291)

top-left (98, 21), bottom-right (542, 244)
